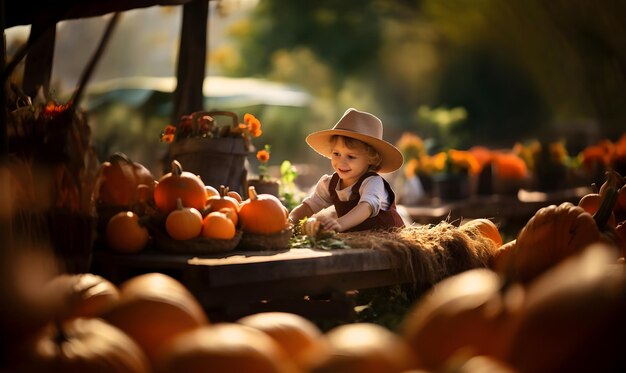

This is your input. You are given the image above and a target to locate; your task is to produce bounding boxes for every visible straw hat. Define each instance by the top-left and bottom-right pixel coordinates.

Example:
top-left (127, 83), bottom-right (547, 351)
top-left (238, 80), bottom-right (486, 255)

top-left (306, 108), bottom-right (404, 173)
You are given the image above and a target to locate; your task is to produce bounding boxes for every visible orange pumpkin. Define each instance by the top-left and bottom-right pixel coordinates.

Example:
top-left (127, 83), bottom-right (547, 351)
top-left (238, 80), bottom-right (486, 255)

top-left (95, 152), bottom-right (156, 207)
top-left (201, 211), bottom-right (236, 240)
top-left (155, 160), bottom-right (206, 214)
top-left (236, 312), bottom-right (324, 370)
top-left (308, 322), bottom-right (417, 373)
top-left (205, 185), bottom-right (240, 213)
top-left (219, 207), bottom-right (238, 227)
top-left (227, 190), bottom-right (243, 203)
top-left (25, 318), bottom-right (150, 373)
top-left (239, 186), bottom-right (288, 234)
top-left (44, 273), bottom-right (120, 321)
top-left (106, 211), bottom-right (150, 253)
top-left (401, 268), bottom-right (521, 371)
top-left (155, 323), bottom-right (298, 373)
top-left (460, 218), bottom-right (503, 247)
top-left (166, 198), bottom-right (203, 240)
top-left (102, 273), bottom-right (208, 367)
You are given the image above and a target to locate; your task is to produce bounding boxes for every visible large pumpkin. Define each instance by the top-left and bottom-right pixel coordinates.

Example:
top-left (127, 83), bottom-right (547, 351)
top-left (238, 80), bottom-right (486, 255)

top-left (24, 318), bottom-right (150, 373)
top-left (102, 273), bottom-right (208, 367)
top-left (306, 322), bottom-right (417, 373)
top-left (238, 186), bottom-right (288, 234)
top-left (400, 268), bottom-right (521, 371)
top-left (237, 312), bottom-right (324, 369)
top-left (506, 244), bottom-right (626, 373)
top-left (155, 323), bottom-right (298, 373)
top-left (154, 160), bottom-right (207, 214)
top-left (95, 153), bottom-right (156, 207)
top-left (43, 273), bottom-right (120, 321)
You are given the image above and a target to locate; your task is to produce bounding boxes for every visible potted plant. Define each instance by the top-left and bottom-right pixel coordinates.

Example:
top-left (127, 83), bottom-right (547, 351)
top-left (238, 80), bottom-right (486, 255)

top-left (246, 144), bottom-right (280, 197)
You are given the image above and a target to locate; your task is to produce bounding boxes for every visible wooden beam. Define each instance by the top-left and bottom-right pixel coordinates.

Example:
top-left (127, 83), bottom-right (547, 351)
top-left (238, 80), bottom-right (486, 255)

top-left (4, 0), bottom-right (192, 28)
top-left (22, 23), bottom-right (56, 99)
top-left (171, 0), bottom-right (208, 122)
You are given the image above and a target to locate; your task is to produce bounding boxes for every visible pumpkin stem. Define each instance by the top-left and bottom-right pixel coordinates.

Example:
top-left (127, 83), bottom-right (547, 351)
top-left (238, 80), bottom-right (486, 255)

top-left (53, 319), bottom-right (68, 347)
top-left (593, 170), bottom-right (621, 230)
top-left (171, 160), bottom-right (183, 177)
top-left (248, 186), bottom-right (258, 201)
top-left (176, 197), bottom-right (184, 210)
top-left (220, 185), bottom-right (229, 197)
top-left (109, 152), bottom-right (132, 164)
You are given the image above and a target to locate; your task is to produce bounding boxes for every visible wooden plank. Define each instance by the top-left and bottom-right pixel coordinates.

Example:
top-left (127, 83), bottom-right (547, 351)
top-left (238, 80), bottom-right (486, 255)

top-left (4, 0), bottom-right (191, 28)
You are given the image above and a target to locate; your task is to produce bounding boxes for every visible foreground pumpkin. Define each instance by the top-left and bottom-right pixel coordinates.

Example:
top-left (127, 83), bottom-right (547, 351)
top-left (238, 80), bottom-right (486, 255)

top-left (24, 318), bottom-right (150, 373)
top-left (401, 268), bottom-right (521, 371)
top-left (154, 160), bottom-right (206, 214)
top-left (43, 273), bottom-right (120, 321)
top-left (506, 244), bottom-right (626, 373)
top-left (306, 322), bottom-right (417, 373)
top-left (460, 218), bottom-right (503, 247)
top-left (237, 312), bottom-right (324, 370)
top-left (239, 186), bottom-right (288, 234)
top-left (495, 171), bottom-right (622, 283)
top-left (102, 273), bottom-right (208, 367)
top-left (155, 323), bottom-right (298, 373)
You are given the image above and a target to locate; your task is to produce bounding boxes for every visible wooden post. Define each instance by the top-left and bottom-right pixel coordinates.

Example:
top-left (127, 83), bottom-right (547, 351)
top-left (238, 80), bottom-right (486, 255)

top-left (171, 0), bottom-right (208, 123)
top-left (23, 22), bottom-right (56, 99)
top-left (0, 0), bottom-right (7, 161)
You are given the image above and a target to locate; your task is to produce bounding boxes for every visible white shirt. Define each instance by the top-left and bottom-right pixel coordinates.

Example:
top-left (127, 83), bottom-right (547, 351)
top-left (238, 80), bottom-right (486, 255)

top-left (302, 174), bottom-right (391, 217)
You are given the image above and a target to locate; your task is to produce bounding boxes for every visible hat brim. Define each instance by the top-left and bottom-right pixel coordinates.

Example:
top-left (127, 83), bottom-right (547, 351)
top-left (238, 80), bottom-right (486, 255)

top-left (306, 129), bottom-right (404, 174)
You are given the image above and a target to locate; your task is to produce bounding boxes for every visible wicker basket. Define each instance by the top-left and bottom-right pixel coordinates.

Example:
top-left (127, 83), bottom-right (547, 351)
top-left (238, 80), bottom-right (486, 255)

top-left (237, 228), bottom-right (293, 251)
top-left (153, 228), bottom-right (242, 255)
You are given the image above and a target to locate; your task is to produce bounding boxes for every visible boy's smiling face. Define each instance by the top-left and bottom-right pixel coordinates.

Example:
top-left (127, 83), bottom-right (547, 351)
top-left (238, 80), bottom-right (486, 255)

top-left (330, 136), bottom-right (371, 188)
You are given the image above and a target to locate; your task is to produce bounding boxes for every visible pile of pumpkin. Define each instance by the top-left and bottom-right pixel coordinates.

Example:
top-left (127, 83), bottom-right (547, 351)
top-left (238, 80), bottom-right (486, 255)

top-left (3, 243), bottom-right (625, 372)
top-left (94, 154), bottom-right (290, 253)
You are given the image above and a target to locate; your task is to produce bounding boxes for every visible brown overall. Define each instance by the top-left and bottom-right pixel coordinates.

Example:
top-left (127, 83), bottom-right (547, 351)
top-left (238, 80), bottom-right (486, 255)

top-left (328, 172), bottom-right (405, 232)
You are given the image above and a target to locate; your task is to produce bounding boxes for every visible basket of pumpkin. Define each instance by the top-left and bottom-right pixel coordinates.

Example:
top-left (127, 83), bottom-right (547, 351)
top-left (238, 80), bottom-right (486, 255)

top-left (149, 160), bottom-right (243, 254)
top-left (236, 185), bottom-right (293, 251)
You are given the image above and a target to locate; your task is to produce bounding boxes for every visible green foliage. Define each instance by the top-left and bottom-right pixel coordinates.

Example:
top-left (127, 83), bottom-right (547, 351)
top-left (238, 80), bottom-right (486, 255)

top-left (234, 0), bottom-right (384, 80)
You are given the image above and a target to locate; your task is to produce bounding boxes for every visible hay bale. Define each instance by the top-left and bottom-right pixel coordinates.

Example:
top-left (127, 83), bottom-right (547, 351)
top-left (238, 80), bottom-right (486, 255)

top-left (338, 222), bottom-right (498, 287)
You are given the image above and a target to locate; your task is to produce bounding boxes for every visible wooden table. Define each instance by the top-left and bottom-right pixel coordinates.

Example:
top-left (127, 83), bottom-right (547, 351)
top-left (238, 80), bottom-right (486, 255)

top-left (92, 245), bottom-right (417, 322)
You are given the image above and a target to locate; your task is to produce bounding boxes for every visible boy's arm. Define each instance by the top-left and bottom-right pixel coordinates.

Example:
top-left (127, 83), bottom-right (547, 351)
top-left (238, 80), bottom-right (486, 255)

top-left (288, 202), bottom-right (314, 226)
top-left (322, 202), bottom-right (372, 232)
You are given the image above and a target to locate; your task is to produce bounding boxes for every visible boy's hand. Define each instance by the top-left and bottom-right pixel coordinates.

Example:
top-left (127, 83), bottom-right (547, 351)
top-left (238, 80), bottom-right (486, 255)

top-left (316, 215), bottom-right (341, 232)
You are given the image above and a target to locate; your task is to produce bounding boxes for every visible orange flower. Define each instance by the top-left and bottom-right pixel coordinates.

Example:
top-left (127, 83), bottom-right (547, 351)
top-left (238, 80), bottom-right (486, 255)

top-left (161, 133), bottom-right (175, 143)
top-left (44, 101), bottom-right (72, 118)
top-left (244, 113), bottom-right (262, 138)
top-left (164, 125), bottom-right (177, 135)
top-left (256, 149), bottom-right (270, 163)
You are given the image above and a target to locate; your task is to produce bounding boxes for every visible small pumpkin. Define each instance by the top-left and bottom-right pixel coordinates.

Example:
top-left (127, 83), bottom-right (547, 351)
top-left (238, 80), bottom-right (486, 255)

top-left (239, 186), bottom-right (288, 234)
top-left (201, 211), bottom-right (236, 240)
top-left (95, 153), bottom-right (156, 207)
top-left (205, 185), bottom-right (240, 214)
top-left (106, 211), bottom-right (150, 253)
top-left (166, 198), bottom-right (203, 240)
top-left (155, 160), bottom-right (206, 214)
top-left (460, 218), bottom-right (503, 247)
